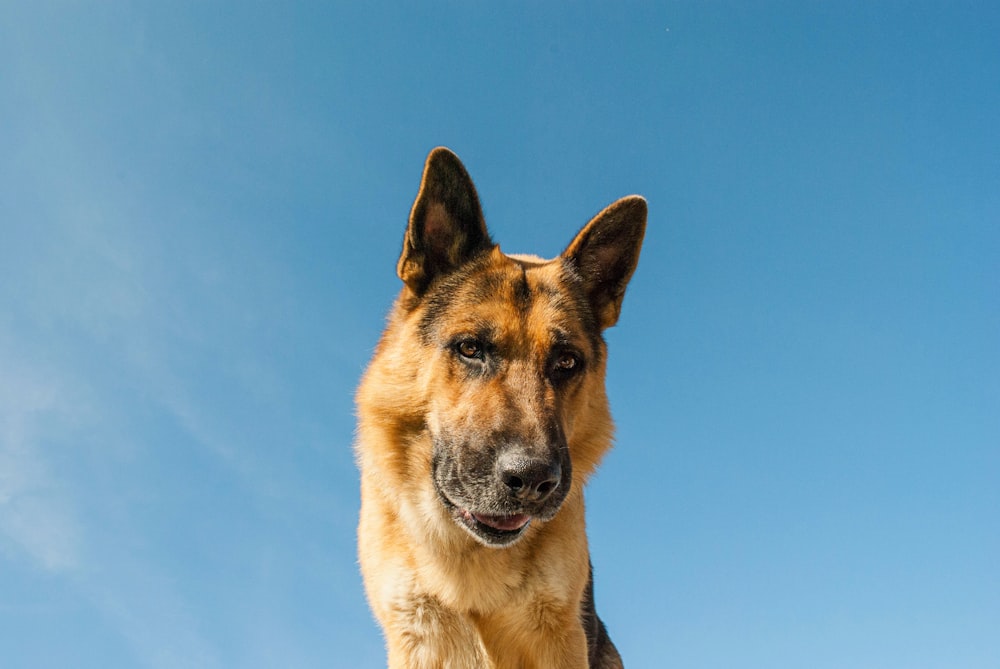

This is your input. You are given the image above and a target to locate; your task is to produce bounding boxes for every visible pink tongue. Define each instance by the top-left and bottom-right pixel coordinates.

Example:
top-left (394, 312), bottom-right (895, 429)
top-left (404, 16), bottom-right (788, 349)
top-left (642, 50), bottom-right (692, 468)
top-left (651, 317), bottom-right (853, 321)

top-left (473, 513), bottom-right (531, 531)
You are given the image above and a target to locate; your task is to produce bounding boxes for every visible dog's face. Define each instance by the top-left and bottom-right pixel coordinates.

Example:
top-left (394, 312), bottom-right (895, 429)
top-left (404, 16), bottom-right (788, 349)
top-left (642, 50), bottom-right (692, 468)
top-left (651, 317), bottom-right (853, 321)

top-left (419, 251), bottom-right (597, 546)
top-left (396, 148), bottom-right (645, 548)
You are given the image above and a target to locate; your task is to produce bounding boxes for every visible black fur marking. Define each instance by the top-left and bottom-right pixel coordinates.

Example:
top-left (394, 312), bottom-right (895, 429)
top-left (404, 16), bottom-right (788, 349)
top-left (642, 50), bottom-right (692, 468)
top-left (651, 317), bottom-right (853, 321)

top-left (581, 562), bottom-right (623, 668)
top-left (513, 265), bottom-right (532, 308)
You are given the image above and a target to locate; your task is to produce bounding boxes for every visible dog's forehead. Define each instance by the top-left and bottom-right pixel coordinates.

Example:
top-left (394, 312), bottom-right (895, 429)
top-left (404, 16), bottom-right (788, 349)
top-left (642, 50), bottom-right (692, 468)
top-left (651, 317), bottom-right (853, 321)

top-left (417, 250), bottom-right (599, 352)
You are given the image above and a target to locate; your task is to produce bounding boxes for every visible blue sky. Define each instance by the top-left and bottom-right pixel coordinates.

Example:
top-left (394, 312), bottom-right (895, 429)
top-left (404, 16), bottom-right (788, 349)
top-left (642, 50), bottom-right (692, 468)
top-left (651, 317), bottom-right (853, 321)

top-left (1, 3), bottom-right (997, 667)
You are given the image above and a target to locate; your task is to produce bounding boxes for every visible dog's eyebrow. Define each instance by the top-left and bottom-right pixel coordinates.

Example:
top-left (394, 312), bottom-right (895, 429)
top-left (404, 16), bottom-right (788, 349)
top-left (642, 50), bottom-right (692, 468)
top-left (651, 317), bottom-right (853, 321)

top-left (442, 322), bottom-right (498, 346)
top-left (549, 321), bottom-right (603, 363)
top-left (531, 280), bottom-right (563, 300)
top-left (548, 328), bottom-right (580, 348)
top-left (548, 327), bottom-right (568, 342)
top-left (471, 322), bottom-right (499, 343)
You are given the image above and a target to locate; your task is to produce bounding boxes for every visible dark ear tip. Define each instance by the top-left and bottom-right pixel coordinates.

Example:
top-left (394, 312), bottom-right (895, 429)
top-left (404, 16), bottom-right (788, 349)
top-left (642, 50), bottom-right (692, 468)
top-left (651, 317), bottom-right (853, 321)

top-left (615, 195), bottom-right (648, 221)
top-left (607, 196), bottom-right (648, 244)
top-left (425, 146), bottom-right (463, 172)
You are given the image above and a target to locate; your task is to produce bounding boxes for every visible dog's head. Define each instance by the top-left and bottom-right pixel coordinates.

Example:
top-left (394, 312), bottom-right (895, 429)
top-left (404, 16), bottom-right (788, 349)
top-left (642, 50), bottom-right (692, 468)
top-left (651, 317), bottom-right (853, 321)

top-left (394, 148), bottom-right (646, 547)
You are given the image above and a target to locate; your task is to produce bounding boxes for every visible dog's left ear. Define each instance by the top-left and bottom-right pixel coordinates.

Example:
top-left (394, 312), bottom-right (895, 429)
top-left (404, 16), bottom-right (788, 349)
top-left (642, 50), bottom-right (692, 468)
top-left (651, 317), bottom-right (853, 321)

top-left (562, 196), bottom-right (647, 329)
top-left (397, 147), bottom-right (494, 297)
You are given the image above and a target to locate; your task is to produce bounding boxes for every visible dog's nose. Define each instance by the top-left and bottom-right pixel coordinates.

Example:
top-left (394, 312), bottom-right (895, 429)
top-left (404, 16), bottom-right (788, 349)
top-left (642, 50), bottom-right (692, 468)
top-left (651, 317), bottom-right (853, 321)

top-left (498, 454), bottom-right (561, 503)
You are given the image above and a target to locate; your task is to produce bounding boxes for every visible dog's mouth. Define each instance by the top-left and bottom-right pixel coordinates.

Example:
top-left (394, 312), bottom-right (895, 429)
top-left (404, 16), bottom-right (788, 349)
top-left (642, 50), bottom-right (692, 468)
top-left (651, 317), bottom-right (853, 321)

top-left (435, 487), bottom-right (533, 547)
top-left (454, 506), bottom-right (532, 546)
top-left (460, 508), bottom-right (531, 532)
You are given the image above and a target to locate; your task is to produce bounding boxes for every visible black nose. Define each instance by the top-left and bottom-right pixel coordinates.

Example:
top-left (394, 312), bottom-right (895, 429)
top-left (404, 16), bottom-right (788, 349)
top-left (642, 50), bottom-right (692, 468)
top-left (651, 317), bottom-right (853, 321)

top-left (498, 454), bottom-right (561, 503)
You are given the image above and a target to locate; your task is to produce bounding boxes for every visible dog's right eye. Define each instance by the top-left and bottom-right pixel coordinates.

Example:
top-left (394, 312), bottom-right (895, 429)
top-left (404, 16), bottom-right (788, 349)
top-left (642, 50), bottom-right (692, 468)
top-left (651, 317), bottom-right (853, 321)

top-left (455, 339), bottom-right (483, 360)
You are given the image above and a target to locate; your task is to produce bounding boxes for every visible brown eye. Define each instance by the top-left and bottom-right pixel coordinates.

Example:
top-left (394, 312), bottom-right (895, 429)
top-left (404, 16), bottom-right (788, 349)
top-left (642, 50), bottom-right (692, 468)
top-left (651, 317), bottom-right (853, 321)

top-left (456, 339), bottom-right (482, 359)
top-left (552, 351), bottom-right (581, 379)
top-left (554, 352), bottom-right (579, 373)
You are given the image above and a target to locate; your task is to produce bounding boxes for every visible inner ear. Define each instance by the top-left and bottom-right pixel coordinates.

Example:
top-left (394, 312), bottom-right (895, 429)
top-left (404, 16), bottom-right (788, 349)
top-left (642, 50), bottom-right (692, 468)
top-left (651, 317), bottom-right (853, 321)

top-left (562, 196), bottom-right (647, 329)
top-left (397, 148), bottom-right (493, 296)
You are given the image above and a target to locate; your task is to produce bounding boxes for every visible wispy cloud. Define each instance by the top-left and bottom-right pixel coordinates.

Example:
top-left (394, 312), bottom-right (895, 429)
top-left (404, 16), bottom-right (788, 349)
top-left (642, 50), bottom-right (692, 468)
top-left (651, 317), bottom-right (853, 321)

top-left (0, 290), bottom-right (230, 669)
top-left (80, 558), bottom-right (224, 669)
top-left (0, 8), bottom-right (366, 666)
top-left (0, 353), bottom-right (83, 572)
top-left (0, 47), bottom-right (232, 663)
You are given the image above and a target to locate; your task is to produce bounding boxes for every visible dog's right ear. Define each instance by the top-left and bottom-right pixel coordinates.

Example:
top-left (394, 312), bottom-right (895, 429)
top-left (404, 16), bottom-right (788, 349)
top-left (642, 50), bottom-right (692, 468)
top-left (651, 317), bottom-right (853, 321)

top-left (397, 148), bottom-right (493, 296)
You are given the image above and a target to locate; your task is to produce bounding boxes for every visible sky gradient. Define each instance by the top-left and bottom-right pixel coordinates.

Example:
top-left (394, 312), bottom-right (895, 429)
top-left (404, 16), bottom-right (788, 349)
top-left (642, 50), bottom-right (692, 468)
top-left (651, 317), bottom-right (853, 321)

top-left (2, 3), bottom-right (998, 668)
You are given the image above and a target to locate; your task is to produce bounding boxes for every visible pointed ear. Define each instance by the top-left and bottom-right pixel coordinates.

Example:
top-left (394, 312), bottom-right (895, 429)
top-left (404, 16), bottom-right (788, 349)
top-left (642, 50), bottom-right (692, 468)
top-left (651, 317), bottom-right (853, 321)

top-left (562, 196), bottom-right (647, 329)
top-left (397, 147), bottom-right (493, 296)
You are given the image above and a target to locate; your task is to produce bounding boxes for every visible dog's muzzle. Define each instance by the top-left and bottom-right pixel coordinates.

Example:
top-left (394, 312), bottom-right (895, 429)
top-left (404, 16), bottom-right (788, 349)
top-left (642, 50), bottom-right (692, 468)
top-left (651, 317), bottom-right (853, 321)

top-left (431, 439), bottom-right (571, 548)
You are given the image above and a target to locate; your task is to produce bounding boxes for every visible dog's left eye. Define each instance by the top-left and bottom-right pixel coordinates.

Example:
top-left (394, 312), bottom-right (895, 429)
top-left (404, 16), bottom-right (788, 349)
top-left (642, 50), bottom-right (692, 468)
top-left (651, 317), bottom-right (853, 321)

top-left (555, 353), bottom-right (577, 370)
top-left (552, 351), bottom-right (581, 376)
top-left (455, 339), bottom-right (483, 360)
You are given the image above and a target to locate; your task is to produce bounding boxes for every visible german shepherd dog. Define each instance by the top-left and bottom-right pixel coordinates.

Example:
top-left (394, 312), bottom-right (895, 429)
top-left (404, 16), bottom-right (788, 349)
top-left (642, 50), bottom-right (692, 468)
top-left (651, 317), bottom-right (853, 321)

top-left (356, 148), bottom-right (646, 668)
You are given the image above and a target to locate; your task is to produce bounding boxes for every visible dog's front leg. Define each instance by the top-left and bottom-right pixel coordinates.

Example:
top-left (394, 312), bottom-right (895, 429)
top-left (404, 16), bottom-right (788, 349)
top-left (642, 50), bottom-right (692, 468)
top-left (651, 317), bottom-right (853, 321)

top-left (531, 626), bottom-right (591, 669)
top-left (382, 595), bottom-right (490, 669)
top-left (476, 605), bottom-right (591, 669)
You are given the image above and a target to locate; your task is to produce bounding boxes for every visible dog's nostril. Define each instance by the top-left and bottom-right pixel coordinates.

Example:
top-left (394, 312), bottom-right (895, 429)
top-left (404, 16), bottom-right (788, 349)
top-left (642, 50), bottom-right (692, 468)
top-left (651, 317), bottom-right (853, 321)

top-left (500, 457), bottom-right (561, 501)
top-left (504, 473), bottom-right (525, 491)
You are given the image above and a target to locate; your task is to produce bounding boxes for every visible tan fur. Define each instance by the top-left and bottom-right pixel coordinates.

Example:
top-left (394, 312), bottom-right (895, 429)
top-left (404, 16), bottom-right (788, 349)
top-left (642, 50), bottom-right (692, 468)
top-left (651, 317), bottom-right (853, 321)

top-left (356, 148), bottom-right (645, 668)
